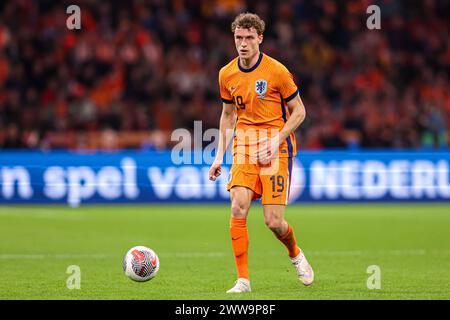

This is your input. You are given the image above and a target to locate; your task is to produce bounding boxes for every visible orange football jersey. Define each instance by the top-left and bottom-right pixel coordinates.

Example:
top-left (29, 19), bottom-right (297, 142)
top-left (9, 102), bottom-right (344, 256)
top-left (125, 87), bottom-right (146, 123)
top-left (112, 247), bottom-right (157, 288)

top-left (219, 52), bottom-right (298, 159)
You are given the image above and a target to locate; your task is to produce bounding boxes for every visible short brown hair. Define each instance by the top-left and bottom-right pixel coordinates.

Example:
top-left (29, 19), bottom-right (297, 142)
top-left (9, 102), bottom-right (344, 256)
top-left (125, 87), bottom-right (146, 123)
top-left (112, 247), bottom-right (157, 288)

top-left (231, 13), bottom-right (265, 36)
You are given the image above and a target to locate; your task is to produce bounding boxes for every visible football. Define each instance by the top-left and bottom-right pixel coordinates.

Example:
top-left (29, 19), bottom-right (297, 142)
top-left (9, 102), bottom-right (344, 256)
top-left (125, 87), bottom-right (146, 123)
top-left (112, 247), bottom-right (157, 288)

top-left (123, 246), bottom-right (160, 282)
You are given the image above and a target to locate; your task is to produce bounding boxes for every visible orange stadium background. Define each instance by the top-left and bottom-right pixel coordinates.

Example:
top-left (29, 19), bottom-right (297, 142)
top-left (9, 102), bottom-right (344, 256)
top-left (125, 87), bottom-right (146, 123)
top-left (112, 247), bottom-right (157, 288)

top-left (0, 0), bottom-right (448, 151)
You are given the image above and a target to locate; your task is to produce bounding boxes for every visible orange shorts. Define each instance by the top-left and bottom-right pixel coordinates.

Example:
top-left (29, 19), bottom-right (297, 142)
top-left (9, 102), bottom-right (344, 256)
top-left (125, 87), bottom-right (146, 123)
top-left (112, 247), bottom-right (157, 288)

top-left (226, 155), bottom-right (293, 205)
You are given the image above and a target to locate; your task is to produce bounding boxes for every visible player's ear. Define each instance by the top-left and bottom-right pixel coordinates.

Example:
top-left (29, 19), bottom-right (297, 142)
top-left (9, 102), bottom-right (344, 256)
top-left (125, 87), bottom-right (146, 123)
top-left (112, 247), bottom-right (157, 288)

top-left (258, 35), bottom-right (263, 44)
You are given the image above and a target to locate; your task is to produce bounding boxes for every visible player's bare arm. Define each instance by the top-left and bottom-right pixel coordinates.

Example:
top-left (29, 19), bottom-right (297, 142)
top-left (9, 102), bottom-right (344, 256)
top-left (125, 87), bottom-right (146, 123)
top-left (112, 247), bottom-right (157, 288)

top-left (209, 103), bottom-right (236, 181)
top-left (258, 94), bottom-right (306, 164)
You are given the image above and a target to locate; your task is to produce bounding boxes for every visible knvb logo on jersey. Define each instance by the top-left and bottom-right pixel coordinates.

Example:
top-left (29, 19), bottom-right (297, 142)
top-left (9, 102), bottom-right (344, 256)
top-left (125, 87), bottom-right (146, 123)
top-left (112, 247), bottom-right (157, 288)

top-left (255, 79), bottom-right (267, 99)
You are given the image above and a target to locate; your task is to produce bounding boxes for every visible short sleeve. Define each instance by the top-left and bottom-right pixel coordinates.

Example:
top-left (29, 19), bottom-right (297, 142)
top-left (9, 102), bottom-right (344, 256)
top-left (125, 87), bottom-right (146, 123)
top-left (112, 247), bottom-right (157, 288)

top-left (218, 69), bottom-right (233, 104)
top-left (278, 66), bottom-right (299, 102)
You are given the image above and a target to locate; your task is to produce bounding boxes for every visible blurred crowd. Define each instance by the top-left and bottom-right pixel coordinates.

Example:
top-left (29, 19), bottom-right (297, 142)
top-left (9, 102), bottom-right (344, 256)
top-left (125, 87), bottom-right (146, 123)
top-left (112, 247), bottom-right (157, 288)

top-left (0, 0), bottom-right (449, 150)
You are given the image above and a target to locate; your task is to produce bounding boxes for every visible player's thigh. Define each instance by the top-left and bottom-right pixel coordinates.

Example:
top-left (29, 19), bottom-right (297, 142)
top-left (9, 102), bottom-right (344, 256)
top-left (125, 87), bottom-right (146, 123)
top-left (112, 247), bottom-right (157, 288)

top-left (230, 186), bottom-right (254, 218)
top-left (227, 160), bottom-right (262, 200)
top-left (260, 157), bottom-right (290, 205)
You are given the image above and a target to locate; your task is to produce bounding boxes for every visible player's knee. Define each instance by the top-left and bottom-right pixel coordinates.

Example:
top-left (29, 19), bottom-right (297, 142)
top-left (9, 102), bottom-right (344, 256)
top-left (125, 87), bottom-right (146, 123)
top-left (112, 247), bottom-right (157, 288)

top-left (231, 200), bottom-right (248, 219)
top-left (264, 216), bottom-right (283, 232)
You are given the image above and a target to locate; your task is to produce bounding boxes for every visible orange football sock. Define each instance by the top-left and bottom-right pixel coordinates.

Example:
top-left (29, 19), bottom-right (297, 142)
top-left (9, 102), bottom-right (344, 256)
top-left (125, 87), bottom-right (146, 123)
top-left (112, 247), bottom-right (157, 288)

top-left (230, 217), bottom-right (249, 280)
top-left (277, 224), bottom-right (301, 258)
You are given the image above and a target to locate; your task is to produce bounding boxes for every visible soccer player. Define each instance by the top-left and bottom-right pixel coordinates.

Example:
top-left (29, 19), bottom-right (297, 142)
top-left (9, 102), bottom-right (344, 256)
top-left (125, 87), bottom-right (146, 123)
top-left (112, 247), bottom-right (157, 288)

top-left (208, 13), bottom-right (314, 293)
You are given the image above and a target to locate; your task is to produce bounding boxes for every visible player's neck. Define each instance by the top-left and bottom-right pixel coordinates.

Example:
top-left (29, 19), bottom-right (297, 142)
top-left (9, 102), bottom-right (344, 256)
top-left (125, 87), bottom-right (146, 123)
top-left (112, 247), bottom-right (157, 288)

top-left (240, 51), bottom-right (261, 69)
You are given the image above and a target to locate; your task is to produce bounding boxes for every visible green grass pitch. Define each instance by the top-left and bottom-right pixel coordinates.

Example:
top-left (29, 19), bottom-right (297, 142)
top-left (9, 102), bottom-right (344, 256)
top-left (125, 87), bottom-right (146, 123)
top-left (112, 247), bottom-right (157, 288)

top-left (0, 204), bottom-right (449, 300)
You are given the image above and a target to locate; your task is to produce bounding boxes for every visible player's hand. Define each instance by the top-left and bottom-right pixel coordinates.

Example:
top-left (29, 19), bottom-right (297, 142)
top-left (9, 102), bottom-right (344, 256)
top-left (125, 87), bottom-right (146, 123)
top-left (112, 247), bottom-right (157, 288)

top-left (257, 136), bottom-right (280, 165)
top-left (209, 161), bottom-right (222, 181)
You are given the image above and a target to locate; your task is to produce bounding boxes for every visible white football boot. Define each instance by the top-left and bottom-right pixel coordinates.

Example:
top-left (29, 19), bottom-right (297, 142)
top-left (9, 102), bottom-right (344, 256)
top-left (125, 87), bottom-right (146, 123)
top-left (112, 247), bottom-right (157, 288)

top-left (291, 249), bottom-right (314, 286)
top-left (226, 278), bottom-right (251, 293)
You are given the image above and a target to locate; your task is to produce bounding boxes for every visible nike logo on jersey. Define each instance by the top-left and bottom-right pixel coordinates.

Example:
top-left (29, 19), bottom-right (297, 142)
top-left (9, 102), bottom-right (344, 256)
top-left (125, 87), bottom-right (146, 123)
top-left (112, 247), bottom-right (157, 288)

top-left (272, 194), bottom-right (281, 198)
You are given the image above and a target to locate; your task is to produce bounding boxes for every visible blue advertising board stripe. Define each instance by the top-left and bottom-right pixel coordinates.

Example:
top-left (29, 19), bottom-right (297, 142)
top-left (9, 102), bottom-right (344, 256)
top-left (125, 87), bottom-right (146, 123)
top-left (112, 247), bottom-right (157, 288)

top-left (0, 151), bottom-right (449, 204)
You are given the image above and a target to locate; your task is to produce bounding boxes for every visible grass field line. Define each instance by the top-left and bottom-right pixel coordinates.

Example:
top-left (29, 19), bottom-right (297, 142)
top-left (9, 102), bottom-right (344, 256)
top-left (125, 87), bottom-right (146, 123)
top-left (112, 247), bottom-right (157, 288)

top-left (0, 252), bottom-right (226, 260)
top-left (0, 209), bottom-right (87, 220)
top-left (1, 249), bottom-right (448, 260)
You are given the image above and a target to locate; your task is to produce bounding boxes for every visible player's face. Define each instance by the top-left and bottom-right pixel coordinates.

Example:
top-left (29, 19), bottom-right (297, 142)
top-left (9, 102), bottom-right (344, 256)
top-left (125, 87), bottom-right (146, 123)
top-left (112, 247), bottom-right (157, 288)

top-left (234, 27), bottom-right (263, 60)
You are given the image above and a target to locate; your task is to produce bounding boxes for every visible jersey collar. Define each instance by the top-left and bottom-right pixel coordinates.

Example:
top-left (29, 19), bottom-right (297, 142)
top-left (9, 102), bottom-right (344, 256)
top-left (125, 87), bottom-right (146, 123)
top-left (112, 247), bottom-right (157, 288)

top-left (238, 52), bottom-right (263, 73)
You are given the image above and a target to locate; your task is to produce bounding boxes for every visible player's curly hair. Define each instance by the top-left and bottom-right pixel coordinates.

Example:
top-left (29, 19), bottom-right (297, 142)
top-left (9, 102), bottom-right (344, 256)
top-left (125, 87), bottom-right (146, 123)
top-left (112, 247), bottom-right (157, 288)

top-left (231, 13), bottom-right (265, 36)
